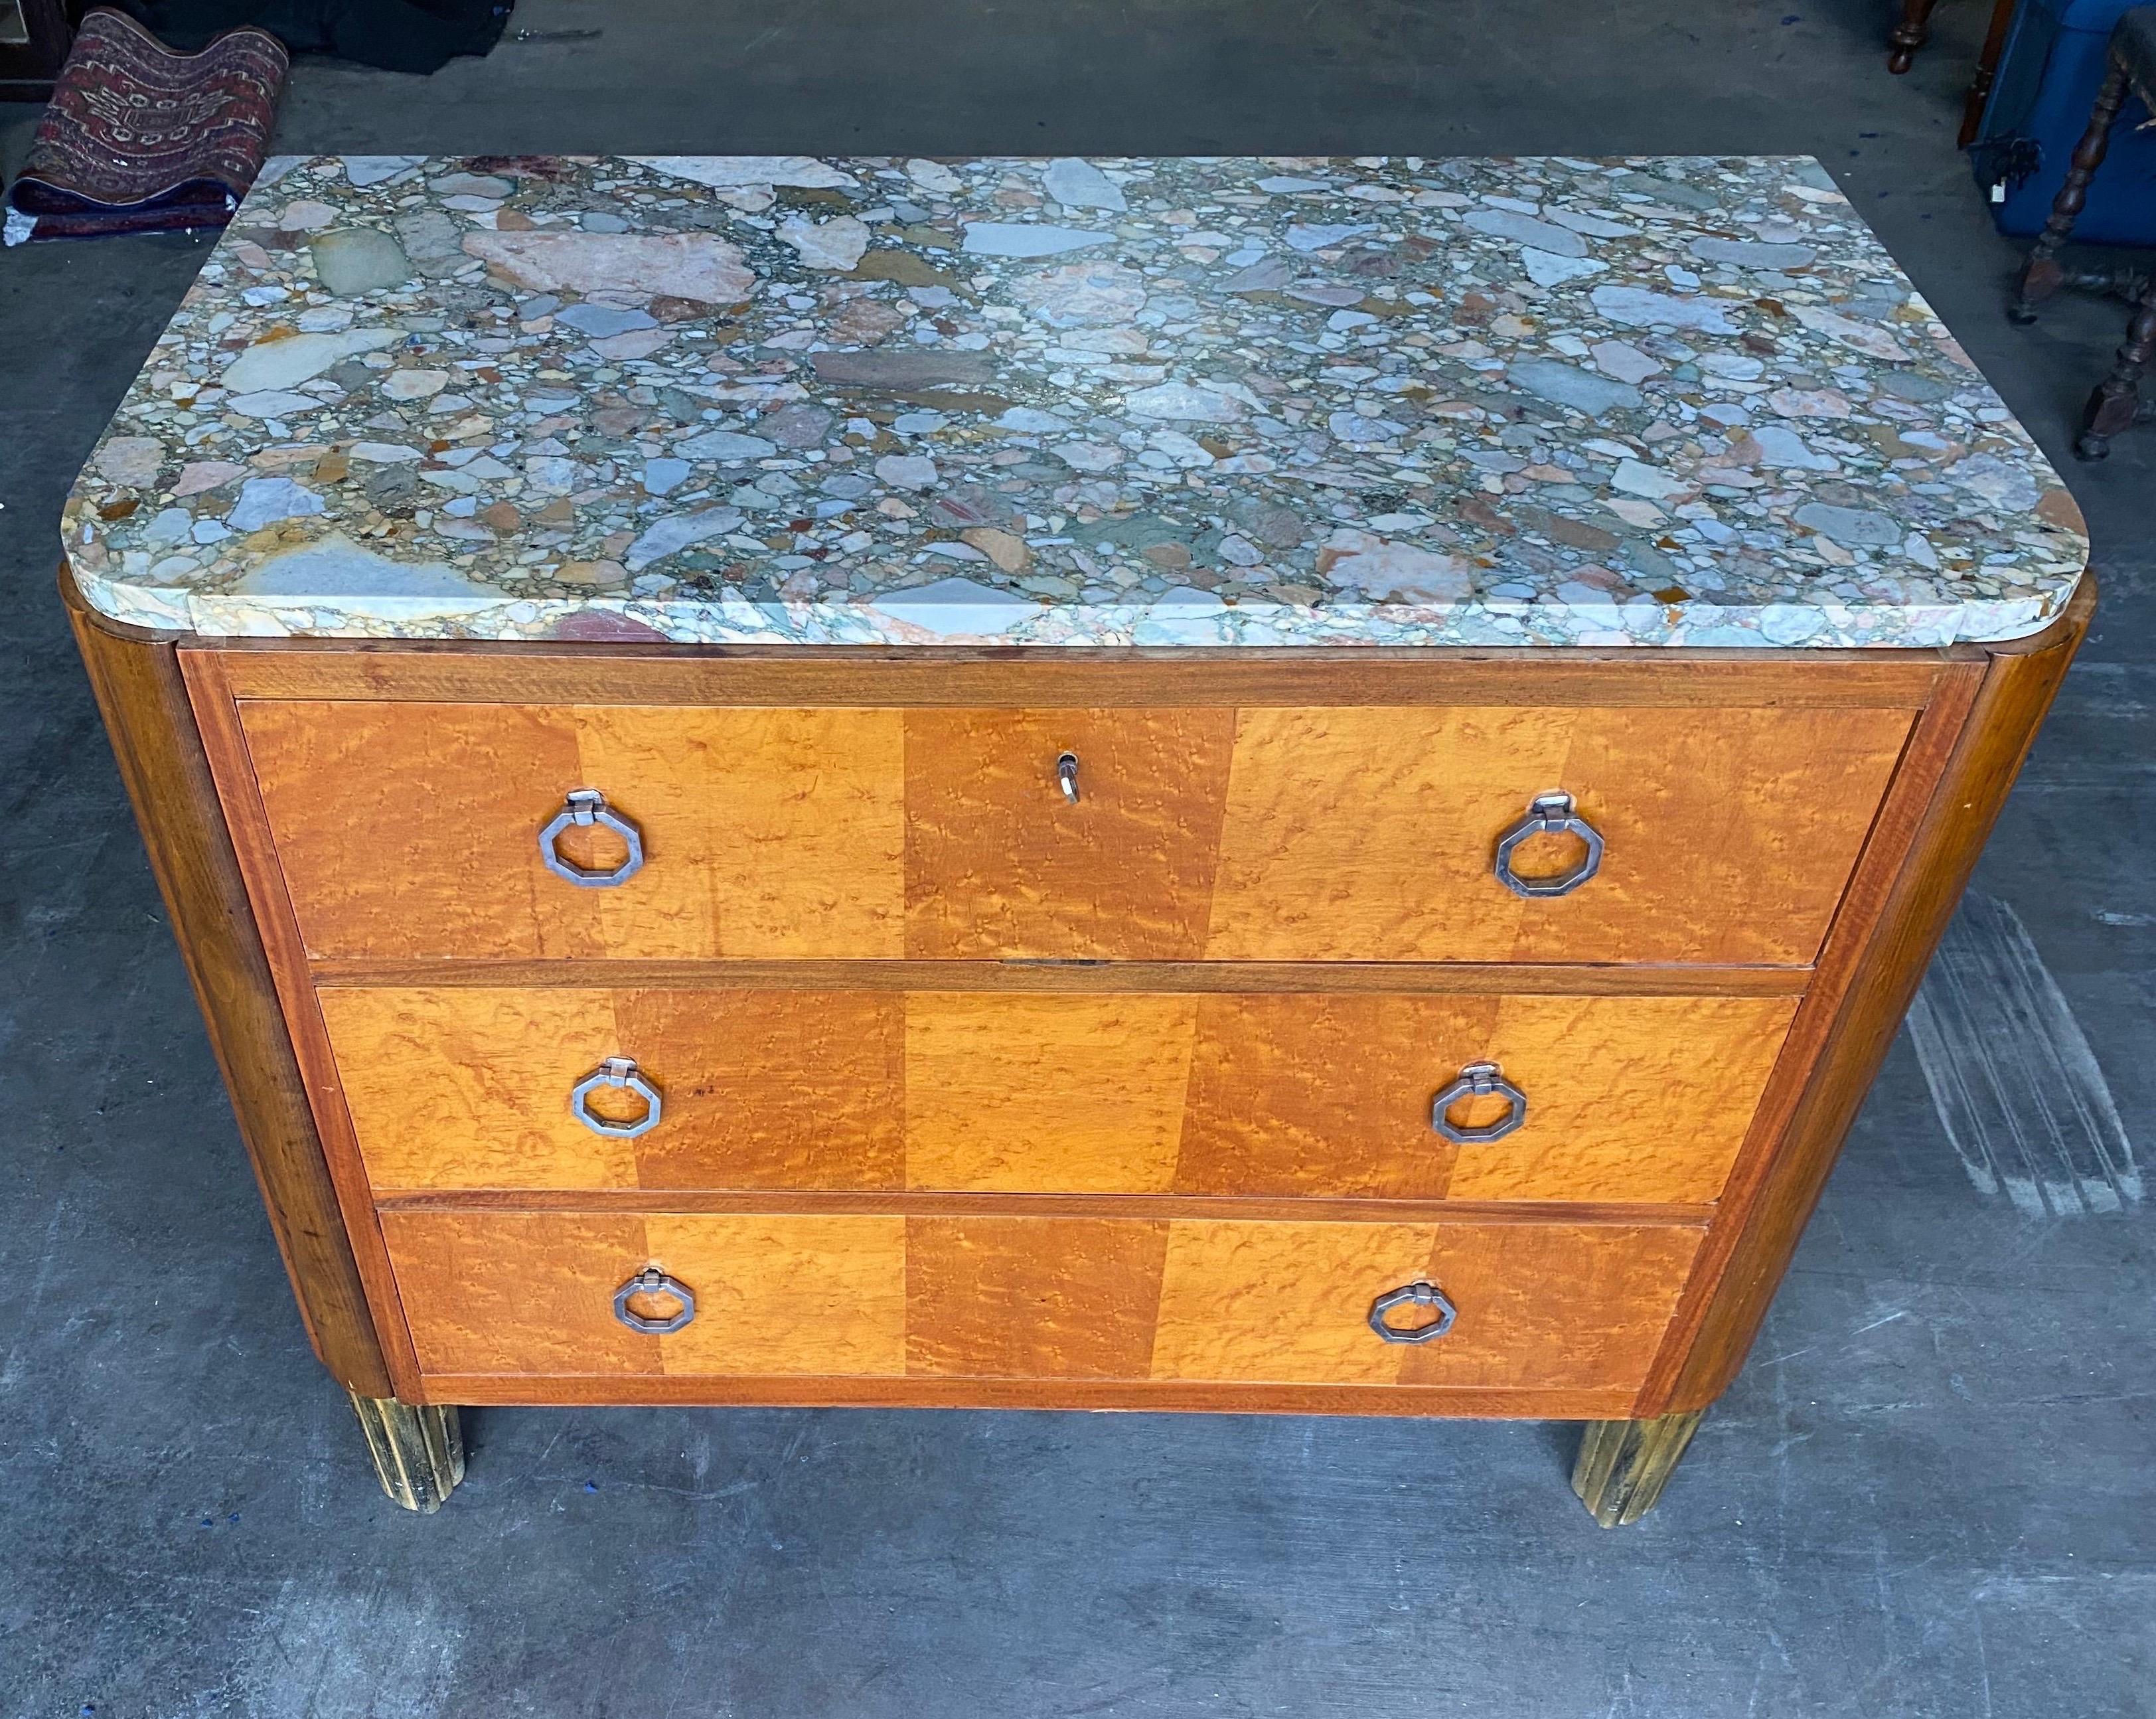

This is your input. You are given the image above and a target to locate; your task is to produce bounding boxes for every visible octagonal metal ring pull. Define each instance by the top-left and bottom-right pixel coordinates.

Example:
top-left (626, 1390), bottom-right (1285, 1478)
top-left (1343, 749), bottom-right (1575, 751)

top-left (539, 788), bottom-right (645, 888)
top-left (1369, 1281), bottom-right (1458, 1345)
top-left (613, 1267), bottom-right (696, 1335)
top-left (571, 1056), bottom-right (663, 1139)
top-left (1430, 1060), bottom-right (1529, 1145)
top-left (1492, 790), bottom-right (1604, 899)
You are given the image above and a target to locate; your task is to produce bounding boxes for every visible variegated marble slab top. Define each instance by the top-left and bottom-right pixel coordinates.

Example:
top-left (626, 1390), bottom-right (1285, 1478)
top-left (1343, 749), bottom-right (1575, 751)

top-left (64, 153), bottom-right (2088, 647)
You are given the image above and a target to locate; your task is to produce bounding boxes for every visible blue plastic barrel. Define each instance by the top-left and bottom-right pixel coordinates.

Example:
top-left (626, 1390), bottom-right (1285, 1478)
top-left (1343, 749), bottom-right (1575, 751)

top-left (1971, 0), bottom-right (2156, 243)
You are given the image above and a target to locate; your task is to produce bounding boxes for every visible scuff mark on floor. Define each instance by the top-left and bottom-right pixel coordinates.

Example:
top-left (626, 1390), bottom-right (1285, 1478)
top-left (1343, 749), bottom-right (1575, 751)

top-left (1905, 892), bottom-right (2142, 1217)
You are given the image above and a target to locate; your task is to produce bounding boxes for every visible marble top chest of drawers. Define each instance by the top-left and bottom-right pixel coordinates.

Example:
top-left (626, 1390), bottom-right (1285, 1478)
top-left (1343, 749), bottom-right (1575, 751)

top-left (66, 154), bottom-right (2090, 1524)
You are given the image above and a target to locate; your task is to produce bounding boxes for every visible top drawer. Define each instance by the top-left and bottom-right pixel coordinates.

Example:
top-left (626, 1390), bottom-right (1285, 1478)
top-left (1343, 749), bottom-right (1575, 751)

top-left (234, 700), bottom-right (1910, 966)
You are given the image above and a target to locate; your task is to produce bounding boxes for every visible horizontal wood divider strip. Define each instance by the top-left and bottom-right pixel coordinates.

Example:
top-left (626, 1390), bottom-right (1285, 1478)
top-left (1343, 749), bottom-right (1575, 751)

top-left (415, 1374), bottom-right (1643, 1417)
top-left (198, 646), bottom-right (1948, 709)
top-left (368, 1190), bottom-right (1714, 1225)
top-left (313, 958), bottom-right (1813, 997)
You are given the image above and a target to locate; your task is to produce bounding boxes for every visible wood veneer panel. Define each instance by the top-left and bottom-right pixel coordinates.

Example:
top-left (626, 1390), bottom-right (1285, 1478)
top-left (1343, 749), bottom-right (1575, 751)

top-left (382, 1210), bottom-right (660, 1375)
top-left (379, 1210), bottom-right (909, 1378)
top-left (1149, 1218), bottom-right (1701, 1390)
top-left (1395, 1222), bottom-right (1703, 1390)
top-left (903, 993), bottom-right (1199, 1192)
top-left (1204, 704), bottom-right (1914, 965)
top-left (1150, 1220), bottom-right (1436, 1385)
top-left (643, 1214), bottom-right (908, 1377)
top-left (129, 604), bottom-right (2081, 1433)
top-left (320, 987), bottom-right (905, 1192)
top-left (238, 701), bottom-right (907, 961)
top-left (234, 693), bottom-right (1910, 967)
top-left (326, 987), bottom-right (1788, 1204)
top-left (66, 589), bottom-right (393, 1396)
top-left (1178, 993), bottom-right (1798, 1204)
top-left (903, 708), bottom-right (1235, 959)
top-left (380, 1209), bottom-right (1699, 1394)
top-left (905, 1216), bottom-right (1170, 1378)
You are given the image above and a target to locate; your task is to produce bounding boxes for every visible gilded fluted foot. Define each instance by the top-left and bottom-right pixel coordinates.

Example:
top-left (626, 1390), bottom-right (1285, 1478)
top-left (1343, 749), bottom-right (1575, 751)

top-left (348, 1391), bottom-right (465, 1513)
top-left (1571, 1409), bottom-right (1705, 1527)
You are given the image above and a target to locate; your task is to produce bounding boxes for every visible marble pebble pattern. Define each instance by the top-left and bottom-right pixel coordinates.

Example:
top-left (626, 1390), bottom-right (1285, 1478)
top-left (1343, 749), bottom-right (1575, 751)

top-left (63, 153), bottom-right (2088, 647)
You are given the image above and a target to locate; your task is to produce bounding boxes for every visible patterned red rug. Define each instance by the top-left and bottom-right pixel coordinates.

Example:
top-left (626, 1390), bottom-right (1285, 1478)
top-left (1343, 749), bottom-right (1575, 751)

top-left (4, 8), bottom-right (287, 244)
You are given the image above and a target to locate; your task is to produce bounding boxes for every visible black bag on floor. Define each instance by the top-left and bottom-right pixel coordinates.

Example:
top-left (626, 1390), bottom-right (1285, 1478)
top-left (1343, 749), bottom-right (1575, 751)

top-left (112, 0), bottom-right (512, 75)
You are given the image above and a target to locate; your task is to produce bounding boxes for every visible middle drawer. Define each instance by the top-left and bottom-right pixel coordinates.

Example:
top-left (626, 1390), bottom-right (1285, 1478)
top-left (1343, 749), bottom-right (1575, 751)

top-left (323, 985), bottom-right (1796, 1205)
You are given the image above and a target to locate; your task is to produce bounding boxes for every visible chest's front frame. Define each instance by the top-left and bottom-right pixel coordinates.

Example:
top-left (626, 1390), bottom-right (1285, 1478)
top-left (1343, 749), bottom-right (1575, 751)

top-left (66, 570), bottom-right (2092, 1519)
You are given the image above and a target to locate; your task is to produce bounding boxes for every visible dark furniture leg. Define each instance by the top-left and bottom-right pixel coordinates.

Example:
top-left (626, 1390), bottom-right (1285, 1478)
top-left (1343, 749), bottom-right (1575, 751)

top-left (350, 1394), bottom-right (466, 1513)
top-left (0, 0), bottom-right (77, 100)
top-left (1889, 0), bottom-right (1944, 73)
top-left (1960, 0), bottom-right (2024, 145)
top-left (2076, 275), bottom-right (2156, 457)
top-left (2011, 62), bottom-right (2129, 321)
top-left (1573, 1410), bottom-right (1707, 1527)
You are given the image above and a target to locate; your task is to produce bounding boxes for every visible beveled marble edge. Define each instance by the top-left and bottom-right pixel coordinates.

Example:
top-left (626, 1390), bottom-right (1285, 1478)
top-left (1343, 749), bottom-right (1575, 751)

top-left (70, 556), bottom-right (2069, 649)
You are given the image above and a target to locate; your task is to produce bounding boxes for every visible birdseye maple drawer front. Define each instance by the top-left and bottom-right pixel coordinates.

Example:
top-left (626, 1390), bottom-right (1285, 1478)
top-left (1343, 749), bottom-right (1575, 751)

top-left (236, 699), bottom-right (1914, 966)
top-left (322, 986), bottom-right (1798, 1204)
top-left (376, 1209), bottom-right (1704, 1392)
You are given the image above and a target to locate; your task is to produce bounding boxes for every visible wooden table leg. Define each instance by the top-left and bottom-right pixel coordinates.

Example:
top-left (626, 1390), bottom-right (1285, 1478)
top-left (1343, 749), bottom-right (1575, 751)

top-left (1960, 0), bottom-right (2023, 145)
top-left (2076, 276), bottom-right (2156, 458)
top-left (1572, 1410), bottom-right (1707, 1527)
top-left (2011, 61), bottom-right (2129, 321)
top-left (350, 1393), bottom-right (466, 1513)
top-left (1889, 0), bottom-right (1944, 74)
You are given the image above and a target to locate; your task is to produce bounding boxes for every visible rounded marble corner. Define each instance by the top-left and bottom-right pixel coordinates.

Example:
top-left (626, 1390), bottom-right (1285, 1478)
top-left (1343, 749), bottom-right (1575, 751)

top-left (1958, 563), bottom-right (2096, 657)
top-left (58, 554), bottom-right (199, 645)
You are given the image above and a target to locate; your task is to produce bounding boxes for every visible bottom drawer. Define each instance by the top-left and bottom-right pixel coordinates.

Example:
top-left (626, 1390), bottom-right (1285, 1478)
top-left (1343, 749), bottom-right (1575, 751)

top-left (379, 1210), bottom-right (1703, 1395)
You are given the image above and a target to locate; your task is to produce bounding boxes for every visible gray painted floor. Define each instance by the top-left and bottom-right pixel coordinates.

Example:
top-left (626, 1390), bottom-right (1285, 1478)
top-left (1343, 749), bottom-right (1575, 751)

top-left (3, 2), bottom-right (2152, 1713)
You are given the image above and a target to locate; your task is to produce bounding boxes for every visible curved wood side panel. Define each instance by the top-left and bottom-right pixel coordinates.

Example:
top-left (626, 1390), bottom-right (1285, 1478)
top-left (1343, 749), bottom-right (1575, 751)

top-left (1650, 578), bottom-right (2094, 1412)
top-left (63, 576), bottom-right (392, 1397)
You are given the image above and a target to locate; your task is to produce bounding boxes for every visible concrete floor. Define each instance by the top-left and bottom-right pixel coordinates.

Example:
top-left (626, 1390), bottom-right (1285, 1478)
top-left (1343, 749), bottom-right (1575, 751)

top-left (3, 1), bottom-right (2153, 1713)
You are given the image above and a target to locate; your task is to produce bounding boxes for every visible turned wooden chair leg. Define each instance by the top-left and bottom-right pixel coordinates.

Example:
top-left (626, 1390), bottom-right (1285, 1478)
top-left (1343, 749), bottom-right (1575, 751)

top-left (1888, 0), bottom-right (1944, 74)
top-left (349, 1391), bottom-right (466, 1513)
top-left (2076, 276), bottom-right (2156, 459)
top-left (1571, 1409), bottom-right (1705, 1527)
top-left (2011, 61), bottom-right (2130, 321)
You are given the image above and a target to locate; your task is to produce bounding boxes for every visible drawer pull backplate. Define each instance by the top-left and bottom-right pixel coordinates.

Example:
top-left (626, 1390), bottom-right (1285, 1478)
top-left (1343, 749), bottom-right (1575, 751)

top-left (571, 1056), bottom-right (663, 1139)
top-left (539, 788), bottom-right (645, 888)
top-left (1493, 791), bottom-right (1604, 898)
top-left (613, 1267), bottom-right (696, 1335)
top-left (1431, 1060), bottom-right (1529, 1145)
top-left (1369, 1281), bottom-right (1458, 1345)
